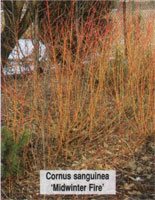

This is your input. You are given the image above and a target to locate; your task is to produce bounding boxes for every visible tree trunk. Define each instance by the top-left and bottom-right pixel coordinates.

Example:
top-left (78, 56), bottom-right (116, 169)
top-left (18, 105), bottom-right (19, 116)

top-left (1, 1), bottom-right (38, 68)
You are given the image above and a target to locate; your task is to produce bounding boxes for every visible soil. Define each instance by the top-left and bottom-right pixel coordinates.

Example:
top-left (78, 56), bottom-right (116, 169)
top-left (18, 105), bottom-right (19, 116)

top-left (1, 134), bottom-right (154, 200)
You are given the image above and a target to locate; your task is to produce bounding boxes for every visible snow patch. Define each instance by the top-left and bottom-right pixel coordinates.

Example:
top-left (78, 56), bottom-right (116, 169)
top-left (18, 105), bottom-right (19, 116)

top-left (8, 39), bottom-right (46, 61)
top-left (4, 39), bottom-right (46, 76)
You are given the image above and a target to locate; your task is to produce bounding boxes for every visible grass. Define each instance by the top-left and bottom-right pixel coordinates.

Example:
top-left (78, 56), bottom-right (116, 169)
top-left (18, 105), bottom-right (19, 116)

top-left (1, 4), bottom-right (154, 199)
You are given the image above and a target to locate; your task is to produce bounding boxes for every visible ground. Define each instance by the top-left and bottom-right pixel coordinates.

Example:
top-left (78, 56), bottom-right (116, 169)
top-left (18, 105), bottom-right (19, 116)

top-left (2, 133), bottom-right (154, 200)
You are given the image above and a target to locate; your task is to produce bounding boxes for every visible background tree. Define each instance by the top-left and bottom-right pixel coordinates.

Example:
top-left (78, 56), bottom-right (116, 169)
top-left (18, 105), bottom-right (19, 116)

top-left (1, 1), bottom-right (40, 68)
top-left (1, 0), bottom-right (116, 70)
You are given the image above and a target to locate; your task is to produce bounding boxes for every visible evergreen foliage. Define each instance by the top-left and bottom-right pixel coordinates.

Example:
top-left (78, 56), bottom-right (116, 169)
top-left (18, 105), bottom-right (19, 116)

top-left (1, 127), bottom-right (30, 178)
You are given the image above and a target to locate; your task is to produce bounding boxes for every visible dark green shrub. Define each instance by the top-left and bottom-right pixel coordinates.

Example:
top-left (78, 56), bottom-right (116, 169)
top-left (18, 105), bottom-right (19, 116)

top-left (1, 127), bottom-right (30, 178)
